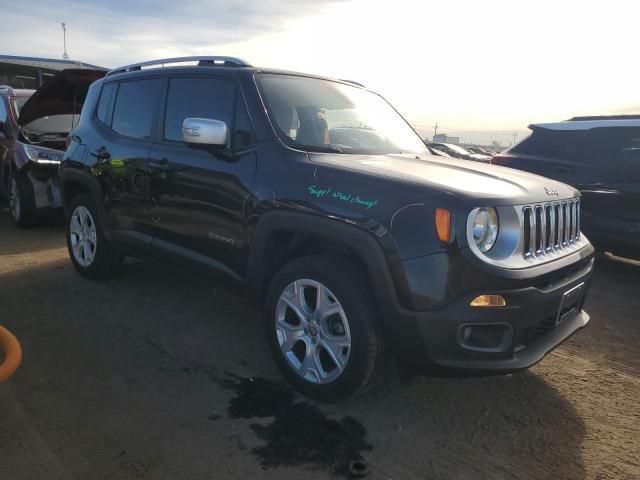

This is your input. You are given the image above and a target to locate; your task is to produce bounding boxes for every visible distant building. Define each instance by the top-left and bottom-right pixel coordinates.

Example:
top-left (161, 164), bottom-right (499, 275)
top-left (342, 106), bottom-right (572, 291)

top-left (0, 54), bottom-right (105, 89)
top-left (432, 134), bottom-right (460, 144)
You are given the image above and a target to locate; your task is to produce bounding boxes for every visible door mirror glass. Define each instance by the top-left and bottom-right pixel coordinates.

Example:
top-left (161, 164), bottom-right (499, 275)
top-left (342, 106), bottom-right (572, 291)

top-left (182, 118), bottom-right (228, 148)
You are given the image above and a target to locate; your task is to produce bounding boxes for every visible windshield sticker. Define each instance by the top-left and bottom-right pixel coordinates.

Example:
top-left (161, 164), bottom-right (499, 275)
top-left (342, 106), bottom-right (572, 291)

top-left (307, 185), bottom-right (378, 210)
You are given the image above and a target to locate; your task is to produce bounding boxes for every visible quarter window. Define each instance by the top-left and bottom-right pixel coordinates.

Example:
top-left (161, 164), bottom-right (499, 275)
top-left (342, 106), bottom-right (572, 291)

top-left (112, 79), bottom-right (163, 139)
top-left (232, 94), bottom-right (255, 150)
top-left (96, 83), bottom-right (116, 125)
top-left (163, 77), bottom-right (235, 142)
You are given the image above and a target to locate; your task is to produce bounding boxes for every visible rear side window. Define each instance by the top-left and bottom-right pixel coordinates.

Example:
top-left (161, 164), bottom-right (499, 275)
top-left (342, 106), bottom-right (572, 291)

top-left (163, 77), bottom-right (235, 142)
top-left (511, 129), bottom-right (585, 161)
top-left (622, 137), bottom-right (640, 162)
top-left (579, 127), bottom-right (640, 165)
top-left (112, 79), bottom-right (163, 139)
top-left (96, 83), bottom-right (116, 125)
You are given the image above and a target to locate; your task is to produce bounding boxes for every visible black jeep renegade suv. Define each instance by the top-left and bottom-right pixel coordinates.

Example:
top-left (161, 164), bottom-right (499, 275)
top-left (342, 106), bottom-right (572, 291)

top-left (60, 56), bottom-right (595, 401)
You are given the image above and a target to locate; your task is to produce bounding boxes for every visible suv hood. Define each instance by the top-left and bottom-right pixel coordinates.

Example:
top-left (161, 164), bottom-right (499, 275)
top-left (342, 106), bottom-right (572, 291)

top-left (18, 68), bottom-right (106, 128)
top-left (309, 153), bottom-right (578, 205)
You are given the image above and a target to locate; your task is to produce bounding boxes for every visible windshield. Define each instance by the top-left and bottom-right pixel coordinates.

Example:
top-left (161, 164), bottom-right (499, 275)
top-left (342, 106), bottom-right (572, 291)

top-left (257, 74), bottom-right (428, 155)
top-left (12, 96), bottom-right (30, 118)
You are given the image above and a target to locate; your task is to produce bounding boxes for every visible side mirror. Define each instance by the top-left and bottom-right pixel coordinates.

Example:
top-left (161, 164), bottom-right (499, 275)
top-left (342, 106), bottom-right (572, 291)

top-left (182, 118), bottom-right (228, 149)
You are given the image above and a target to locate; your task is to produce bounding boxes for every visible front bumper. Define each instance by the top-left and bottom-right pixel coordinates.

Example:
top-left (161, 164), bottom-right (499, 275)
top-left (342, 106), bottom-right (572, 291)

top-left (28, 165), bottom-right (62, 210)
top-left (387, 251), bottom-right (594, 376)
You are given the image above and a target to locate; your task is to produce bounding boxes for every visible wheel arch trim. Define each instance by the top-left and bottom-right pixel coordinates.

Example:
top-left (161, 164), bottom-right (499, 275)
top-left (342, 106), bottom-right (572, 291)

top-left (247, 211), bottom-right (410, 314)
top-left (60, 167), bottom-right (112, 241)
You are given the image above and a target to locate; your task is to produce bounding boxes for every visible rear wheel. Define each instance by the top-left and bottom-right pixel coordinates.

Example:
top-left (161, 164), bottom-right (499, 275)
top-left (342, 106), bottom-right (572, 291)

top-left (265, 254), bottom-right (387, 402)
top-left (8, 171), bottom-right (37, 227)
top-left (66, 193), bottom-right (121, 279)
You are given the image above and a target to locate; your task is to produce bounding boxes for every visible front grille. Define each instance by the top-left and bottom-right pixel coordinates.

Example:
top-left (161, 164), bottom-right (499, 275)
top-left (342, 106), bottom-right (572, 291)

top-left (522, 199), bottom-right (580, 258)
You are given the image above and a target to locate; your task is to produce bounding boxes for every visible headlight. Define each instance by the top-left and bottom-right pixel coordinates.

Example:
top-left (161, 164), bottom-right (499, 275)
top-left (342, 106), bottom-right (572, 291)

top-left (472, 207), bottom-right (499, 252)
top-left (23, 144), bottom-right (64, 164)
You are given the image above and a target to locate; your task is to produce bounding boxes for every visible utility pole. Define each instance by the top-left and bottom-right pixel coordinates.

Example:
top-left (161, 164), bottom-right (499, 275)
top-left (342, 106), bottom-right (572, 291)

top-left (512, 131), bottom-right (517, 146)
top-left (61, 22), bottom-right (69, 59)
top-left (433, 122), bottom-right (438, 141)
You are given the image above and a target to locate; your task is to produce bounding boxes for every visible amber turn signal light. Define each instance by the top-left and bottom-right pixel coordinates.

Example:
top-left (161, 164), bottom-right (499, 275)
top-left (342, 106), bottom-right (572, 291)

top-left (470, 295), bottom-right (507, 307)
top-left (435, 208), bottom-right (452, 243)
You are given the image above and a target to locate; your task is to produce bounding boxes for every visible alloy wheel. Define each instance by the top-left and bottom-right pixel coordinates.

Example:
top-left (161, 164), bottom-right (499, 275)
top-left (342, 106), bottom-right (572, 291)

top-left (8, 178), bottom-right (20, 220)
top-left (69, 206), bottom-right (98, 267)
top-left (275, 279), bottom-right (351, 384)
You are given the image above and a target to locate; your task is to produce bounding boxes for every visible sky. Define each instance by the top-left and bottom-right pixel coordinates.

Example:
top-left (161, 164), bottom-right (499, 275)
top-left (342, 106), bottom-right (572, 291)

top-left (2, 0), bottom-right (639, 146)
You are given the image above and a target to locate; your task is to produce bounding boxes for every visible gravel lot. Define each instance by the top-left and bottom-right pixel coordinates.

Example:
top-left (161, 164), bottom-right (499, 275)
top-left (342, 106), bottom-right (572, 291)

top-left (0, 204), bottom-right (639, 480)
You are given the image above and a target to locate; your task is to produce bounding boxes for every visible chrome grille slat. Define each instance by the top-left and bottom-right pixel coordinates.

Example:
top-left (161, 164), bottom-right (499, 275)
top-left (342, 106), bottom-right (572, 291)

top-left (529, 207), bottom-right (536, 256)
top-left (522, 199), bottom-right (580, 259)
top-left (535, 206), bottom-right (544, 254)
top-left (545, 205), bottom-right (553, 252)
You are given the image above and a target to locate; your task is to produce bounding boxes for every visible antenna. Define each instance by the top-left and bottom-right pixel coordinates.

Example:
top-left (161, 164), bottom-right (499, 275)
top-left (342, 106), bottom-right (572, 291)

top-left (61, 22), bottom-right (69, 60)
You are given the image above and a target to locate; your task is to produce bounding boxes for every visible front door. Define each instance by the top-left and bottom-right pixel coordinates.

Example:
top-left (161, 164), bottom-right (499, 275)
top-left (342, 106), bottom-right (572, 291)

top-left (147, 76), bottom-right (257, 276)
top-left (576, 127), bottom-right (640, 243)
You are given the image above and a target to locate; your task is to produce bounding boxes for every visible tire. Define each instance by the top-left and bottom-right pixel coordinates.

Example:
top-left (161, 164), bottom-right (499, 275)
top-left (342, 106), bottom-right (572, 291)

top-left (265, 254), bottom-right (387, 402)
top-left (66, 193), bottom-right (121, 279)
top-left (8, 170), bottom-right (37, 227)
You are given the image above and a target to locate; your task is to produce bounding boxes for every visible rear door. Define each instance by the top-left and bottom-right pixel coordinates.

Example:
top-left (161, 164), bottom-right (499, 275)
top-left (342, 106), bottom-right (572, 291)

top-left (147, 75), bottom-right (257, 276)
top-left (88, 77), bottom-right (164, 240)
top-left (576, 127), bottom-right (640, 240)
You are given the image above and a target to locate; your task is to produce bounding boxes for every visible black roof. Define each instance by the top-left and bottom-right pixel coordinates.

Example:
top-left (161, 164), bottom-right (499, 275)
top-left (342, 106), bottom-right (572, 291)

top-left (568, 114), bottom-right (640, 121)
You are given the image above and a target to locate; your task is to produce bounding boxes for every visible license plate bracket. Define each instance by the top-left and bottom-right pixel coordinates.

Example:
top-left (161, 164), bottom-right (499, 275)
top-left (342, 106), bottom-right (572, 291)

top-left (556, 282), bottom-right (584, 325)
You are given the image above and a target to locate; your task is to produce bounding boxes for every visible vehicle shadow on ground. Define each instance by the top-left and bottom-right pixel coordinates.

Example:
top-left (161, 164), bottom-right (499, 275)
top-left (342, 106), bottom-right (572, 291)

top-left (0, 255), bottom-right (587, 480)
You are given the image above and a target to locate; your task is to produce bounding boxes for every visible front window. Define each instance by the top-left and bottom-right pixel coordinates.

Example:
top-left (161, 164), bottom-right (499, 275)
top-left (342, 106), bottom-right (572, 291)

top-left (257, 74), bottom-right (427, 155)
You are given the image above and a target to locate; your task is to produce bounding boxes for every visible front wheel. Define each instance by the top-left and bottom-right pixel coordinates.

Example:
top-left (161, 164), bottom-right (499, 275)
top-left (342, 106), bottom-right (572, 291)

top-left (8, 171), bottom-right (37, 227)
top-left (66, 193), bottom-right (121, 279)
top-left (265, 254), bottom-right (387, 402)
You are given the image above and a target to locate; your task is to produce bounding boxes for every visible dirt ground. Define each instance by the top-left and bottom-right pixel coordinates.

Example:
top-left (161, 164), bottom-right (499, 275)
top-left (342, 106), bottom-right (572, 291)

top-left (0, 204), bottom-right (639, 480)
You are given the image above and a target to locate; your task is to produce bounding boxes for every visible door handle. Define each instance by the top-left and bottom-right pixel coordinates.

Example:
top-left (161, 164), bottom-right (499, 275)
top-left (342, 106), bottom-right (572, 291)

top-left (90, 146), bottom-right (111, 162)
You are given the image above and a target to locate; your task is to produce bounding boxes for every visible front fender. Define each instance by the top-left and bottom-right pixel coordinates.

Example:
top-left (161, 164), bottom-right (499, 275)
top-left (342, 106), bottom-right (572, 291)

top-left (247, 210), bottom-right (412, 311)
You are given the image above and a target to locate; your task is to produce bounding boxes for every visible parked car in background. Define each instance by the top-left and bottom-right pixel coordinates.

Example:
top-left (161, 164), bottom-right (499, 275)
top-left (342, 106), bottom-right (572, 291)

top-left (60, 56), bottom-right (594, 401)
top-left (0, 69), bottom-right (105, 226)
top-left (492, 116), bottom-right (640, 259)
top-left (427, 142), bottom-right (491, 162)
top-left (427, 145), bottom-right (452, 157)
top-left (466, 146), bottom-right (493, 156)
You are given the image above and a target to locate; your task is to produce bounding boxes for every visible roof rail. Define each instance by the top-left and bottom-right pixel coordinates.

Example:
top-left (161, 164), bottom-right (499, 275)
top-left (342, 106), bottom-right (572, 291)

top-left (0, 85), bottom-right (15, 95)
top-left (106, 56), bottom-right (252, 77)
top-left (339, 79), bottom-right (366, 88)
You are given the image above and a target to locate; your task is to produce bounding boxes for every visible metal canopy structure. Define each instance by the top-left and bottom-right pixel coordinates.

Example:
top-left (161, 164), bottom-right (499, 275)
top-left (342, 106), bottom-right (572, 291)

top-left (0, 54), bottom-right (106, 89)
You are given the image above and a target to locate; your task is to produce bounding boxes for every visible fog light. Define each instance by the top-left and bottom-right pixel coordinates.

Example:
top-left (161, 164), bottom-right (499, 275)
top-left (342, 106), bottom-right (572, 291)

top-left (458, 323), bottom-right (513, 353)
top-left (470, 294), bottom-right (506, 307)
